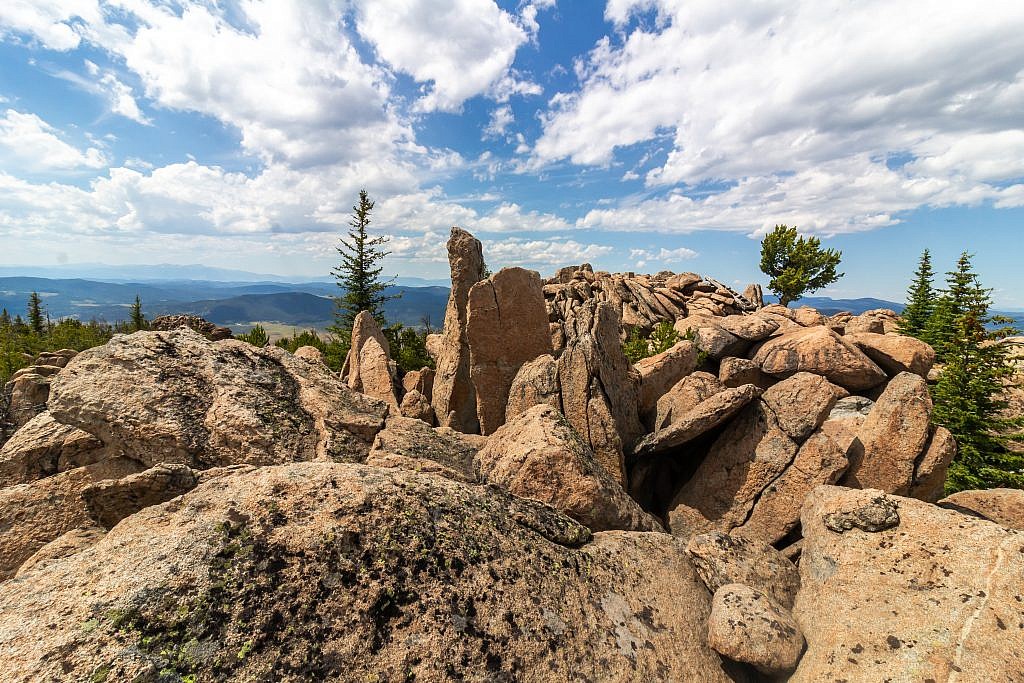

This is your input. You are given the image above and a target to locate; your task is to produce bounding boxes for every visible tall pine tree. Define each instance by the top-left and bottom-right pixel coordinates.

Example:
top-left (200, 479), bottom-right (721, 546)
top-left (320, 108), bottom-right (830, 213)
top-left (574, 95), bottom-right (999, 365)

top-left (898, 249), bottom-right (935, 340)
top-left (129, 295), bottom-right (146, 332)
top-left (929, 252), bottom-right (1024, 493)
top-left (26, 292), bottom-right (45, 336)
top-left (330, 190), bottom-right (395, 333)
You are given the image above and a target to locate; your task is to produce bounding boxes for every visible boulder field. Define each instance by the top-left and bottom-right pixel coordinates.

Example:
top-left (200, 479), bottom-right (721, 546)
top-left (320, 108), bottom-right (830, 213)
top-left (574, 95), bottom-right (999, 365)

top-left (1, 226), bottom-right (1020, 682)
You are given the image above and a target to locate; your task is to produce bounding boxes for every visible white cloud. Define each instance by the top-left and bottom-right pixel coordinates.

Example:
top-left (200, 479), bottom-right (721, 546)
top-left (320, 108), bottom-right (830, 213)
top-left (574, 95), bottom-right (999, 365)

top-left (629, 245), bottom-right (697, 268)
top-left (354, 0), bottom-right (534, 112)
top-left (485, 237), bottom-right (614, 270)
top-left (81, 59), bottom-right (150, 124)
top-left (0, 109), bottom-right (106, 171)
top-left (483, 105), bottom-right (514, 138)
top-left (531, 0), bottom-right (1024, 233)
top-left (0, 0), bottom-right (102, 51)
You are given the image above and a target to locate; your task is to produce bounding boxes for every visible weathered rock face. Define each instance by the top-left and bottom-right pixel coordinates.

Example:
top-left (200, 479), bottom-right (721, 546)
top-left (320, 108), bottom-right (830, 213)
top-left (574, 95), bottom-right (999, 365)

top-left (718, 356), bottom-right (771, 390)
top-left (845, 332), bottom-right (936, 377)
top-left (0, 463), bottom-right (735, 682)
top-left (432, 228), bottom-right (486, 433)
top-left (557, 301), bottom-right (643, 484)
top-left (398, 389), bottom-right (435, 425)
top-left (674, 316), bottom-right (747, 360)
top-left (939, 487), bottom-right (1024, 530)
top-left (505, 354), bottom-right (561, 421)
top-left (401, 367), bottom-right (435, 399)
top-left (635, 340), bottom-right (698, 425)
top-left (0, 457), bottom-right (142, 579)
top-left (792, 486), bottom-right (1024, 681)
top-left (907, 425), bottom-right (956, 502)
top-left (48, 329), bottom-right (389, 469)
top-left (752, 326), bottom-right (888, 391)
top-left (667, 401), bottom-right (799, 540)
top-left (4, 368), bottom-right (53, 429)
top-left (686, 531), bottom-right (800, 609)
top-left (15, 525), bottom-right (105, 578)
top-left (366, 415), bottom-right (482, 483)
top-left (466, 267), bottom-right (553, 435)
top-left (708, 583), bottom-right (804, 676)
top-left (0, 411), bottom-right (108, 487)
top-left (761, 372), bottom-right (846, 442)
top-left (718, 314), bottom-right (776, 342)
top-left (633, 384), bottom-right (760, 459)
top-left (357, 337), bottom-right (398, 406)
top-left (344, 311), bottom-right (391, 391)
top-left (149, 314), bottom-right (231, 340)
top-left (653, 371), bottom-right (724, 431)
top-left (840, 371), bottom-right (933, 494)
top-left (82, 463), bottom-right (199, 529)
top-left (292, 345), bottom-right (324, 364)
top-left (475, 405), bottom-right (660, 533)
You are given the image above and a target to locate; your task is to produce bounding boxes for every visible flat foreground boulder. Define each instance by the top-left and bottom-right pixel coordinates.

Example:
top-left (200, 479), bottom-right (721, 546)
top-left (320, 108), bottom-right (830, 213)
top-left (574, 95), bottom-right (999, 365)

top-left (0, 463), bottom-right (734, 682)
top-left (791, 485), bottom-right (1024, 681)
top-left (939, 487), bottom-right (1024, 530)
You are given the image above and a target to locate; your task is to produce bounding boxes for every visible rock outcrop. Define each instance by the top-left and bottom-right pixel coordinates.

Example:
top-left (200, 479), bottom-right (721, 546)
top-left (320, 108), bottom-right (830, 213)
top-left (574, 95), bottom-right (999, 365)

top-left (474, 405), bottom-right (659, 532)
top-left (432, 228), bottom-right (487, 433)
top-left (466, 267), bottom-right (552, 435)
top-left (48, 329), bottom-right (389, 469)
top-left (0, 463), bottom-right (736, 682)
top-left (149, 314), bottom-right (231, 340)
top-left (752, 326), bottom-right (888, 391)
top-left (792, 486), bottom-right (1024, 681)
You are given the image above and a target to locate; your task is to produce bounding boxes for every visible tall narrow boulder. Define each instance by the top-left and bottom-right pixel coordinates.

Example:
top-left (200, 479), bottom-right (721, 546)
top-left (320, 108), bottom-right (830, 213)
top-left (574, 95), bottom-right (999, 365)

top-left (344, 311), bottom-right (390, 392)
top-left (557, 301), bottom-right (643, 484)
top-left (431, 228), bottom-right (486, 433)
top-left (466, 267), bottom-right (553, 435)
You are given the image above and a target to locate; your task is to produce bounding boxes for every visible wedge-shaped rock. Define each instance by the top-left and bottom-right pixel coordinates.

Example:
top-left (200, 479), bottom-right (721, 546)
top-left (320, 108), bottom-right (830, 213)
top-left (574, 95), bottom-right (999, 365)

top-left (708, 584), bottom-right (805, 676)
top-left (846, 332), bottom-right (936, 377)
top-left (654, 371), bottom-right (724, 430)
top-left (636, 340), bottom-right (698, 424)
top-left (939, 487), bottom-right (1024, 530)
top-left (344, 311), bottom-right (390, 388)
top-left (557, 301), bottom-right (643, 484)
top-left (0, 457), bottom-right (142, 579)
top-left (718, 356), bottom-right (771, 389)
top-left (82, 463), bottom-right (199, 529)
top-left (792, 486), bottom-right (1024, 681)
top-left (0, 463), bottom-right (734, 682)
top-left (467, 267), bottom-right (553, 435)
top-left (476, 405), bottom-right (660, 532)
top-left (718, 314), bottom-right (778, 341)
top-left (686, 531), bottom-right (800, 609)
top-left (0, 412), bottom-right (107, 487)
top-left (733, 431), bottom-right (848, 544)
top-left (48, 329), bottom-right (388, 469)
top-left (366, 415), bottom-right (483, 483)
top-left (752, 326), bottom-right (887, 391)
top-left (840, 371), bottom-right (932, 495)
top-left (674, 315), bottom-right (748, 359)
top-left (667, 401), bottom-right (799, 539)
top-left (633, 384), bottom-right (760, 459)
top-left (761, 372), bottom-right (847, 441)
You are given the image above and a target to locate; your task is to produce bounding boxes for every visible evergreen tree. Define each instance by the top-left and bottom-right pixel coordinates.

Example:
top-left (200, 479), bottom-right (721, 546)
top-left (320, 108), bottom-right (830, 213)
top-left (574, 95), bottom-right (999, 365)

top-left (0, 309), bottom-right (10, 327)
top-left (929, 252), bottom-right (1024, 493)
top-left (129, 295), bottom-right (147, 332)
top-left (26, 292), bottom-right (45, 336)
top-left (238, 324), bottom-right (269, 347)
top-left (330, 190), bottom-right (395, 332)
top-left (898, 249), bottom-right (935, 339)
top-left (759, 225), bottom-right (843, 306)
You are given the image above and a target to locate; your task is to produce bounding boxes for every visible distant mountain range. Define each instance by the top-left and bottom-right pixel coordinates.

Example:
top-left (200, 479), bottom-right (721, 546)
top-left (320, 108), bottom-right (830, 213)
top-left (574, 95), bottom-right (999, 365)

top-left (2, 276), bottom-right (1020, 331)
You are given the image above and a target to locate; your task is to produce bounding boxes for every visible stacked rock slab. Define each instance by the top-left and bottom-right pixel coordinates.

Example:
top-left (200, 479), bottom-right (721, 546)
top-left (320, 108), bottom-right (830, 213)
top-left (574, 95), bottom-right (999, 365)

top-left (466, 267), bottom-right (553, 435)
top-left (431, 228), bottom-right (486, 433)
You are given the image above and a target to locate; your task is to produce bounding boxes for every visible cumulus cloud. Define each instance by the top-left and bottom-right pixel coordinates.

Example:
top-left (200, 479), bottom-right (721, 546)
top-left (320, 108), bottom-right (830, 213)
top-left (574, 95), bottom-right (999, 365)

top-left (484, 105), bottom-right (515, 139)
top-left (354, 0), bottom-right (535, 112)
top-left (0, 0), bottom-right (101, 51)
top-left (83, 60), bottom-right (150, 124)
top-left (484, 237), bottom-right (614, 270)
top-left (532, 0), bottom-right (1024, 233)
top-left (629, 245), bottom-right (698, 268)
top-left (0, 109), bottom-right (106, 171)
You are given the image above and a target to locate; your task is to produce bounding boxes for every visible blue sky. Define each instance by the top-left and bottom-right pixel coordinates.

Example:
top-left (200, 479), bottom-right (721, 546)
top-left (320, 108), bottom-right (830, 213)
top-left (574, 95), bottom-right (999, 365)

top-left (0, 1), bottom-right (1022, 305)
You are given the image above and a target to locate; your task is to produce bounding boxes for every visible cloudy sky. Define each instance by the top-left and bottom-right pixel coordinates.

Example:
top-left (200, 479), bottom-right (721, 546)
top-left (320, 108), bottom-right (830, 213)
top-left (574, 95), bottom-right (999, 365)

top-left (1, 1), bottom-right (1022, 304)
